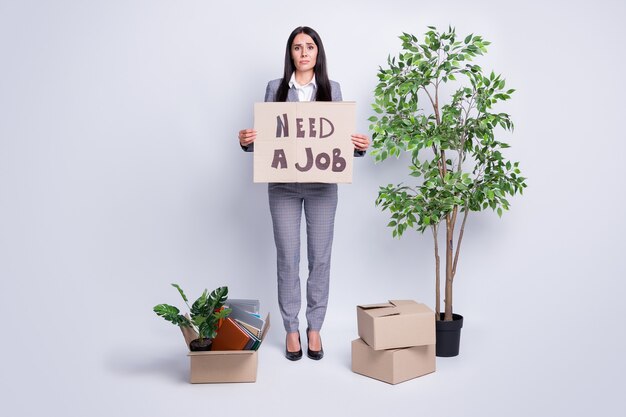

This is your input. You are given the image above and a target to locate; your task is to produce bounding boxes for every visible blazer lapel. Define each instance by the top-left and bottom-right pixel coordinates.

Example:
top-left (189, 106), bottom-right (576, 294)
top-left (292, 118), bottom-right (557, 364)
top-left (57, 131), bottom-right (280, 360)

top-left (287, 88), bottom-right (299, 102)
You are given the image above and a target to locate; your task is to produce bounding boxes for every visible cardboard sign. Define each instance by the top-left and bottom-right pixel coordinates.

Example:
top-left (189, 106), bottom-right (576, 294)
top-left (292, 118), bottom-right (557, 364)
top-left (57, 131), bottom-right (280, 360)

top-left (253, 101), bottom-right (356, 183)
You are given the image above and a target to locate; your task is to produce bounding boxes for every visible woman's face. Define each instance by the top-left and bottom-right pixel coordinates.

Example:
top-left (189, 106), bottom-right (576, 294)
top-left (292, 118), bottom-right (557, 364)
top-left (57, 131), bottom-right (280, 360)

top-left (291, 33), bottom-right (318, 73)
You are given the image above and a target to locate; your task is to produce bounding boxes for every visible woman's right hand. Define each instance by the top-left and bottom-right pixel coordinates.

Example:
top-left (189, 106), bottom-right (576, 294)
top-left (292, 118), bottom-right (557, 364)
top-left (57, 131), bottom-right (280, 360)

top-left (238, 128), bottom-right (257, 147)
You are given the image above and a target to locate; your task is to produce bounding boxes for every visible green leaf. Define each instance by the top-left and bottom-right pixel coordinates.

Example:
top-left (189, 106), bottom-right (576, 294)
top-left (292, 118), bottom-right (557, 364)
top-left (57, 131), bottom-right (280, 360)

top-left (214, 307), bottom-right (232, 320)
top-left (208, 286), bottom-right (229, 311)
top-left (154, 304), bottom-right (190, 327)
top-left (171, 283), bottom-right (188, 303)
top-left (154, 304), bottom-right (180, 318)
top-left (191, 289), bottom-right (209, 316)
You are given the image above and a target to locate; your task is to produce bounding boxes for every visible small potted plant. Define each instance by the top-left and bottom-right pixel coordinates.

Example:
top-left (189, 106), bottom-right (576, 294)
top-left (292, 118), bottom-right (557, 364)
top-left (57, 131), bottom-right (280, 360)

top-left (154, 284), bottom-right (231, 351)
top-left (369, 26), bottom-right (527, 356)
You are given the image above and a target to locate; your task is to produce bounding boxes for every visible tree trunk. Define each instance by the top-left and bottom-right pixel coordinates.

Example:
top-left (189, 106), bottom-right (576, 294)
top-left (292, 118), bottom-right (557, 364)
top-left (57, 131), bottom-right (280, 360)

top-left (444, 215), bottom-right (454, 321)
top-left (452, 207), bottom-right (470, 280)
top-left (432, 225), bottom-right (441, 320)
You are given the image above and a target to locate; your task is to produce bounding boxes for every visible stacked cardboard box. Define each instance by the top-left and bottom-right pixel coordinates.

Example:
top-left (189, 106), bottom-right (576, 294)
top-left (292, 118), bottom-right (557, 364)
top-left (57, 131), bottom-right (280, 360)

top-left (352, 300), bottom-right (435, 384)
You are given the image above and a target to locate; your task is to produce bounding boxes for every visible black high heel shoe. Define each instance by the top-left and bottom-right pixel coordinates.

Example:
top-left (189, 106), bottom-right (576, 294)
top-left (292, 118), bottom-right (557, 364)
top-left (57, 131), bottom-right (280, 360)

top-left (285, 333), bottom-right (302, 361)
top-left (306, 328), bottom-right (324, 360)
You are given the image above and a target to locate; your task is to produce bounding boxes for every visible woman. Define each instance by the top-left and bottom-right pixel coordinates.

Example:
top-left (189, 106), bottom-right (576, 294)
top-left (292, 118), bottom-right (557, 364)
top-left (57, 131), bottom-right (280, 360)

top-left (239, 26), bottom-right (369, 361)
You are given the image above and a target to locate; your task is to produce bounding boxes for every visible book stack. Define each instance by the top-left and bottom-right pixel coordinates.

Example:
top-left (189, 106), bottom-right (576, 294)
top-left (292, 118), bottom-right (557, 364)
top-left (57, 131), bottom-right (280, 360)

top-left (351, 300), bottom-right (436, 384)
top-left (211, 299), bottom-right (268, 351)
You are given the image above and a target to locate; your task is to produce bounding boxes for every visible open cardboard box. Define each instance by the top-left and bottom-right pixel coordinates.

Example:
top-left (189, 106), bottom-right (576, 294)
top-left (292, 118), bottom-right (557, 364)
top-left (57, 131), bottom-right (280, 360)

top-left (180, 314), bottom-right (270, 384)
top-left (357, 300), bottom-right (435, 350)
top-left (351, 338), bottom-right (435, 385)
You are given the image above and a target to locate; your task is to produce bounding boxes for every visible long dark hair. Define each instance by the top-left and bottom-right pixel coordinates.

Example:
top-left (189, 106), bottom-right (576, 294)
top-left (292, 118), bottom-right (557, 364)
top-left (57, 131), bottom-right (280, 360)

top-left (275, 26), bottom-right (332, 102)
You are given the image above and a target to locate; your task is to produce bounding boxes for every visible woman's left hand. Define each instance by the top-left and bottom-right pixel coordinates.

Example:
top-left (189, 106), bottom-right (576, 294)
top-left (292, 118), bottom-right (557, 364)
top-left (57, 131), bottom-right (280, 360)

top-left (351, 133), bottom-right (370, 151)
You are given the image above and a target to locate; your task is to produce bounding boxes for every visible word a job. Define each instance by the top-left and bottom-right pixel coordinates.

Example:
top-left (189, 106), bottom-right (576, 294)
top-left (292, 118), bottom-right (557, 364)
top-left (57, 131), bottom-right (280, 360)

top-left (271, 148), bottom-right (346, 172)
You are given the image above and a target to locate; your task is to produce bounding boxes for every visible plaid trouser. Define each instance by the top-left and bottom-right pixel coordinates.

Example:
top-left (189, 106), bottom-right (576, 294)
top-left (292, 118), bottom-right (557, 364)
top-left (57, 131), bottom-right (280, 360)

top-left (268, 182), bottom-right (338, 333)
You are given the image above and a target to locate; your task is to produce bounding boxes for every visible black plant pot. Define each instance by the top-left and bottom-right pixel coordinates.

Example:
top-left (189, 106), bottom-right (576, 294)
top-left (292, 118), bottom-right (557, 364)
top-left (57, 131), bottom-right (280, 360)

top-left (435, 313), bottom-right (464, 357)
top-left (189, 338), bottom-right (213, 352)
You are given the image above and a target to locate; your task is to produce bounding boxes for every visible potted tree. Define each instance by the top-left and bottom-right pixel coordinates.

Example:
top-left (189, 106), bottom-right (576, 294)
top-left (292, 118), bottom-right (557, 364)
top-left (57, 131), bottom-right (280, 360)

top-left (154, 284), bottom-right (231, 351)
top-left (369, 26), bottom-right (527, 356)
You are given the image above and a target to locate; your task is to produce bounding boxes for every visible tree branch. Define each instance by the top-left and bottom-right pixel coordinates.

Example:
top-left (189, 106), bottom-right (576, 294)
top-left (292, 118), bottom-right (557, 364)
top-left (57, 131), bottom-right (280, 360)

top-left (422, 84), bottom-right (445, 180)
top-left (423, 86), bottom-right (437, 114)
top-left (450, 205), bottom-right (459, 230)
top-left (456, 93), bottom-right (477, 173)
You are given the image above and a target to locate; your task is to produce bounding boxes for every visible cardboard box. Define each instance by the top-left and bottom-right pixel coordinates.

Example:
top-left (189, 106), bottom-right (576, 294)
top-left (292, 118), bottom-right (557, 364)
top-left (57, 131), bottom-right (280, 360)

top-left (180, 314), bottom-right (270, 384)
top-left (351, 338), bottom-right (435, 385)
top-left (357, 300), bottom-right (435, 350)
top-left (188, 350), bottom-right (258, 383)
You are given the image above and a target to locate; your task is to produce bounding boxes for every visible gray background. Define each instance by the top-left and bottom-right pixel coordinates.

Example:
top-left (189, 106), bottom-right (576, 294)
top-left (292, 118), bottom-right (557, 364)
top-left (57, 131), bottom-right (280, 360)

top-left (1, 0), bottom-right (624, 416)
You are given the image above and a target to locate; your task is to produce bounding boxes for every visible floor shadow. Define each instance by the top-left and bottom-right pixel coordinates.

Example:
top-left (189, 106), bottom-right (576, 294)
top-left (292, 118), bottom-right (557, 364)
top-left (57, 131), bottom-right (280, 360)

top-left (103, 347), bottom-right (188, 383)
